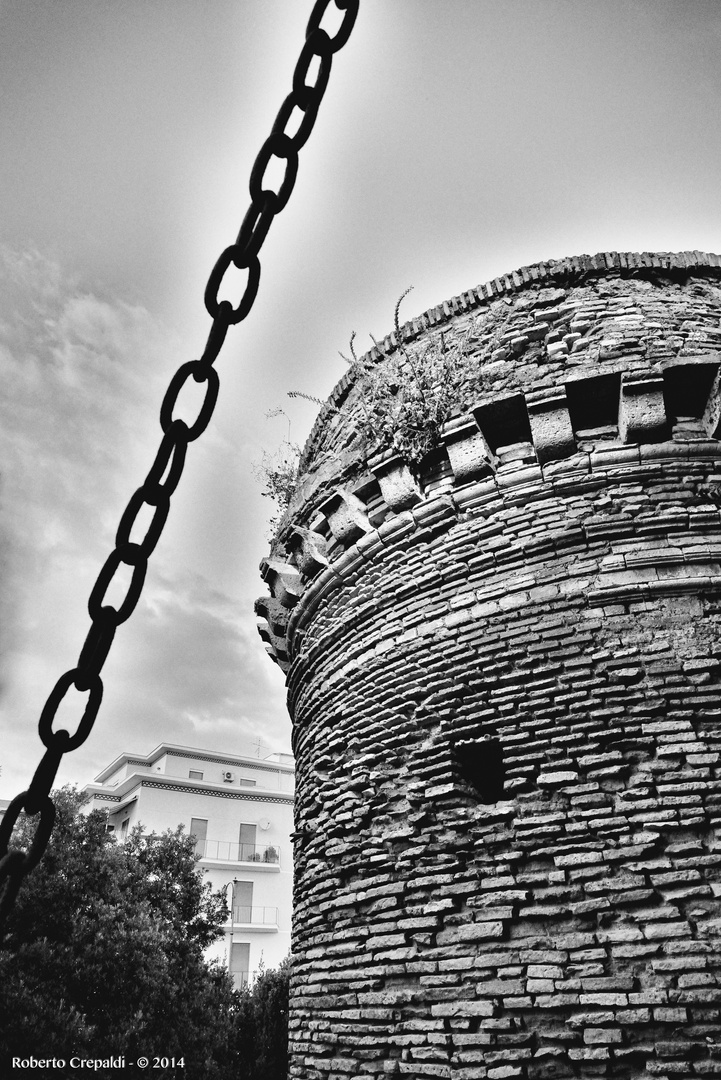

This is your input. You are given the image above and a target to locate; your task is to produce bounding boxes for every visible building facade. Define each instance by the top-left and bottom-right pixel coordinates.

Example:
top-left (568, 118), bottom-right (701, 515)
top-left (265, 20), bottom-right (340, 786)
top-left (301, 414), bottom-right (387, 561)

top-left (257, 252), bottom-right (721, 1077)
top-left (83, 743), bottom-right (294, 985)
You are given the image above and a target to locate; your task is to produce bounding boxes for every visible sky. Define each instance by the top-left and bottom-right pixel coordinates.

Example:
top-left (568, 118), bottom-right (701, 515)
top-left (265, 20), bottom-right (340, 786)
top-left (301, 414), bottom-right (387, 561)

top-left (1, 0), bottom-right (721, 798)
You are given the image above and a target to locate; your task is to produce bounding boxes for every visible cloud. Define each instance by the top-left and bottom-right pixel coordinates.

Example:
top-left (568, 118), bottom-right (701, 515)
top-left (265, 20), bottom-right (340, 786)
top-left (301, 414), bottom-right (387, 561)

top-left (0, 245), bottom-right (172, 509)
top-left (0, 246), bottom-right (177, 673)
top-left (97, 564), bottom-right (291, 765)
top-left (136, 566), bottom-right (286, 720)
top-left (0, 247), bottom-right (292, 795)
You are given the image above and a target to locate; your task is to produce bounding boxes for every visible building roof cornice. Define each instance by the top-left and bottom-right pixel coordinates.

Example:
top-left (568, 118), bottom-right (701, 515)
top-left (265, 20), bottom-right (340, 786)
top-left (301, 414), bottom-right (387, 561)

top-left (85, 772), bottom-right (293, 806)
top-left (92, 741), bottom-right (294, 783)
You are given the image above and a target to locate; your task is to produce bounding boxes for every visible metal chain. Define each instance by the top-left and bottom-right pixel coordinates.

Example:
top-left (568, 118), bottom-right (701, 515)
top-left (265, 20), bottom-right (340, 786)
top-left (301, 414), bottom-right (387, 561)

top-left (0, 0), bottom-right (358, 933)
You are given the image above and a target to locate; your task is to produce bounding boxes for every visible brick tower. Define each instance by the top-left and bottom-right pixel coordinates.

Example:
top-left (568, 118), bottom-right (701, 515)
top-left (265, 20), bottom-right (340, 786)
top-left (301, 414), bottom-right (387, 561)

top-left (256, 252), bottom-right (721, 1078)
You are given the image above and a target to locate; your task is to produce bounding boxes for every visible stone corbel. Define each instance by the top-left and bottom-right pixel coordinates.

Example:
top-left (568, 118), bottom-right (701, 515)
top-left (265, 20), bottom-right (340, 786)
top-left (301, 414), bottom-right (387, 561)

top-left (258, 630), bottom-right (289, 674)
top-left (285, 525), bottom-right (329, 579)
top-left (367, 451), bottom-right (422, 511)
top-left (269, 652), bottom-right (290, 674)
top-left (254, 595), bottom-right (291, 638)
top-left (255, 618), bottom-right (289, 663)
top-left (351, 474), bottom-right (387, 528)
top-left (439, 415), bottom-right (495, 483)
top-left (259, 559), bottom-right (303, 609)
top-left (702, 366), bottom-right (721, 438)
top-left (525, 388), bottom-right (576, 464)
top-left (317, 489), bottom-right (372, 545)
top-left (619, 374), bottom-right (667, 443)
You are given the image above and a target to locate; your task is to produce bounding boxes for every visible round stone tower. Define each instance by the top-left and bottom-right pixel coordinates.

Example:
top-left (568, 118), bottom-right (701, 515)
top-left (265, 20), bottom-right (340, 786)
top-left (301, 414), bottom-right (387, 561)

top-left (256, 252), bottom-right (721, 1079)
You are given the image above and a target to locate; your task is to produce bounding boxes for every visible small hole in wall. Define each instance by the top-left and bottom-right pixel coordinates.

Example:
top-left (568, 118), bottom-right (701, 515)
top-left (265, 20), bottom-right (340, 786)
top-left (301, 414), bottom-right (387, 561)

top-left (453, 738), bottom-right (505, 804)
top-left (472, 394), bottom-right (532, 453)
top-left (566, 372), bottom-right (621, 434)
top-left (663, 362), bottom-right (718, 423)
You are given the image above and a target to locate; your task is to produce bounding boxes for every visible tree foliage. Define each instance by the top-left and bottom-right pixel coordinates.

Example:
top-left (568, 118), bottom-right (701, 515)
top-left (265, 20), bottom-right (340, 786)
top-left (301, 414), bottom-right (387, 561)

top-left (235, 958), bottom-right (290, 1080)
top-left (0, 787), bottom-right (288, 1079)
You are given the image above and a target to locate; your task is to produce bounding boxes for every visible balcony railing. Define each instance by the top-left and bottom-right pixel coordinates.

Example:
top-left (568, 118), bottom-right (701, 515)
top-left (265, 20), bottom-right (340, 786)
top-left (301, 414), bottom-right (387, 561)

top-left (232, 906), bottom-right (279, 926)
top-left (196, 840), bottom-right (280, 864)
top-left (231, 968), bottom-right (268, 988)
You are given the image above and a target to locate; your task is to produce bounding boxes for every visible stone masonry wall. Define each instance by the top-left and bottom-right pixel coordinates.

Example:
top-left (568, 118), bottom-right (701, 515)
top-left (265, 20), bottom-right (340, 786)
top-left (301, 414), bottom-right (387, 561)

top-left (256, 253), bottom-right (721, 1078)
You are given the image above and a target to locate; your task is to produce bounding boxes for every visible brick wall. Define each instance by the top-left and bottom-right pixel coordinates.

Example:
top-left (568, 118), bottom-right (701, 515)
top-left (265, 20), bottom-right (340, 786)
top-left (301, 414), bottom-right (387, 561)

top-left (257, 252), bottom-right (721, 1078)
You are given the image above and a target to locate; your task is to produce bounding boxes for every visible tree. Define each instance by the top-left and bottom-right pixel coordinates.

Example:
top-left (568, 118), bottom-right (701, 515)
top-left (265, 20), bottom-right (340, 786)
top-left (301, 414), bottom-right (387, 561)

top-left (0, 787), bottom-right (244, 1078)
top-left (235, 958), bottom-right (290, 1080)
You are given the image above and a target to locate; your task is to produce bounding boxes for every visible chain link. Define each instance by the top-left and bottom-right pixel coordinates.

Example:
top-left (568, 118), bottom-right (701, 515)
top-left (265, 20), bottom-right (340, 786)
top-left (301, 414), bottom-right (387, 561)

top-left (0, 0), bottom-right (358, 933)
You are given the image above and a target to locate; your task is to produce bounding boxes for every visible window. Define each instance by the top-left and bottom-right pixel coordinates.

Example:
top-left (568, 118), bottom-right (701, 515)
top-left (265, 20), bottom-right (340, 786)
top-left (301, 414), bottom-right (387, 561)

top-left (239, 823), bottom-right (257, 861)
top-left (189, 770), bottom-right (203, 780)
top-left (120, 819), bottom-right (129, 838)
top-left (230, 942), bottom-right (250, 989)
top-left (238, 777), bottom-right (257, 788)
top-left (454, 738), bottom-right (505, 804)
top-left (232, 881), bottom-right (253, 923)
top-left (189, 817), bottom-right (208, 858)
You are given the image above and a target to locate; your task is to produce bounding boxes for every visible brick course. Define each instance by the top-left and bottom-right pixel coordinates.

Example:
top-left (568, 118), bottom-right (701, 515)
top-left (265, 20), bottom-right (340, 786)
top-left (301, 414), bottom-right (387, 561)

top-left (257, 252), bottom-right (721, 1077)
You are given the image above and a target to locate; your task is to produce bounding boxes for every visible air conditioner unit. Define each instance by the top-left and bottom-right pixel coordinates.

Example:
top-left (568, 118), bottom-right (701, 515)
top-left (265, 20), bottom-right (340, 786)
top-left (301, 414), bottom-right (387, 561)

top-left (222, 771), bottom-right (235, 782)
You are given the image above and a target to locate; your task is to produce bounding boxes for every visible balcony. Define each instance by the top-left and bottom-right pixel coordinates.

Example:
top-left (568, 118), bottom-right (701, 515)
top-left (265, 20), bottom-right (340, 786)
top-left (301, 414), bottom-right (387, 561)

top-left (196, 840), bottom-right (281, 869)
top-left (230, 906), bottom-right (279, 931)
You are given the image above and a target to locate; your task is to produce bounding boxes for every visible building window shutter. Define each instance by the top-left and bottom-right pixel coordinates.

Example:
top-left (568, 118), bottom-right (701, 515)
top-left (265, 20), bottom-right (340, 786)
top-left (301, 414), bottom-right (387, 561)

top-left (239, 822), bottom-right (257, 861)
top-left (230, 942), bottom-right (250, 988)
top-left (233, 880), bottom-right (253, 923)
top-left (190, 817), bottom-right (208, 858)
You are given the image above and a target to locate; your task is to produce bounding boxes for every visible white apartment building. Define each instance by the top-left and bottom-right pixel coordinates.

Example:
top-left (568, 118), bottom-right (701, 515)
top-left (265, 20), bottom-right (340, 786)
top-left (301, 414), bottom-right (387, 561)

top-left (83, 742), bottom-right (294, 987)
